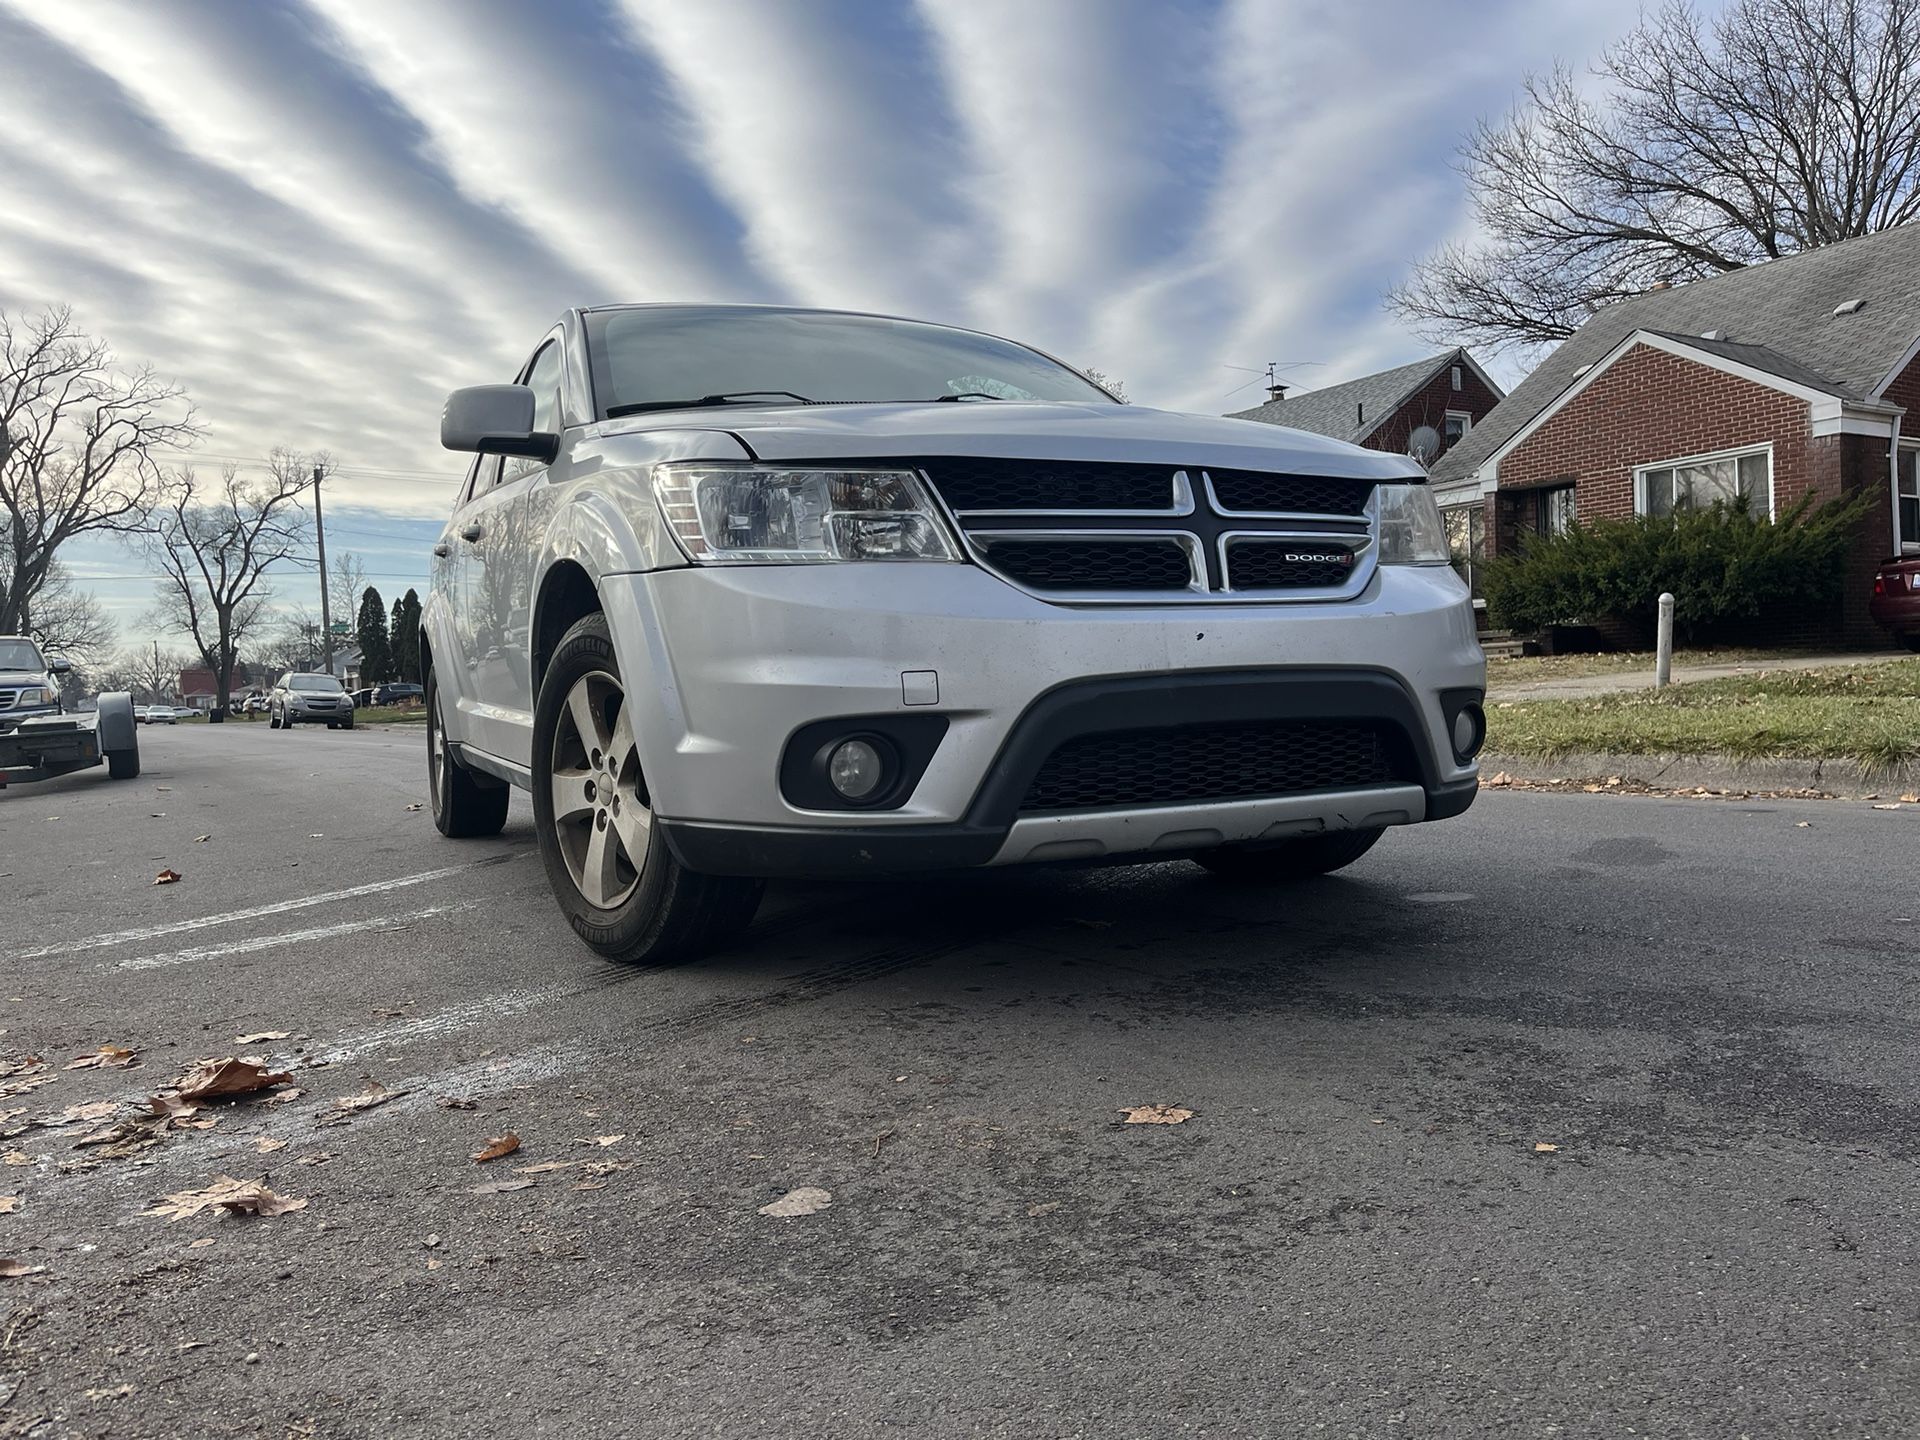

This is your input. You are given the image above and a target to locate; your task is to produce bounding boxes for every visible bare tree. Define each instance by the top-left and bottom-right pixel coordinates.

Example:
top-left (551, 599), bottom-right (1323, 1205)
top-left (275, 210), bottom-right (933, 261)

top-left (327, 548), bottom-right (367, 641)
top-left (1391, 0), bottom-right (1920, 352)
top-left (1081, 367), bottom-right (1128, 402)
top-left (144, 452), bottom-right (315, 719)
top-left (0, 306), bottom-right (198, 634)
top-left (113, 642), bottom-right (190, 704)
top-left (23, 563), bottom-right (114, 664)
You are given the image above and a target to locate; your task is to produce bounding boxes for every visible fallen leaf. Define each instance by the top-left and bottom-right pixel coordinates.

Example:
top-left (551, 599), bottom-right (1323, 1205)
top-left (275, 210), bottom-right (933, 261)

top-left (186, 1239), bottom-right (214, 1251)
top-left (436, 1095), bottom-right (478, 1110)
top-left (294, 1152), bottom-right (333, 1166)
top-left (576, 1134), bottom-right (625, 1148)
top-left (404, 802), bottom-right (424, 812)
top-left (425, 1257), bottom-right (441, 1269)
top-left (1027, 1201), bottom-right (1060, 1217)
top-left (0, 1196), bottom-right (17, 1214)
top-left (1120, 1104), bottom-right (1195, 1125)
top-left (512, 1161), bottom-right (575, 1175)
top-left (1873, 802), bottom-right (1903, 810)
top-left (0, 1259), bottom-right (46, 1277)
top-left (193, 834), bottom-right (212, 843)
top-left (66, 1045), bottom-right (138, 1071)
top-left (1903, 794), bottom-right (1920, 805)
top-left (144, 1093), bottom-right (201, 1122)
top-left (471, 1132), bottom-right (521, 1163)
top-left (2, 1152), bottom-right (28, 1166)
top-left (1796, 820), bottom-right (1813, 828)
top-left (253, 1137), bottom-right (288, 1154)
top-left (85, 1384), bottom-right (133, 1401)
top-left (318, 1081), bottom-right (393, 1124)
top-left (42, 1099), bottom-right (118, 1127)
top-left (0, 1059), bottom-right (45, 1080)
top-left (174, 1057), bottom-right (293, 1102)
top-left (471, 1179), bottom-right (535, 1195)
top-left (153, 869), bottom-right (182, 885)
top-left (72, 1120), bottom-right (168, 1159)
top-left (266, 1087), bottom-right (303, 1105)
top-left (759, 1186), bottom-right (832, 1218)
top-left (234, 1031), bottom-right (290, 1045)
top-left (145, 1175), bottom-right (308, 1221)
top-left (1534, 1142), bottom-right (1559, 1153)
top-left (571, 1180), bottom-right (606, 1192)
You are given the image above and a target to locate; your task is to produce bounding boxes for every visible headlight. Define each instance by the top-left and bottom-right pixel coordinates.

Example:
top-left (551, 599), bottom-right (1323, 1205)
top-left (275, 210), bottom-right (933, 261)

top-left (19, 686), bottom-right (52, 706)
top-left (1374, 483), bottom-right (1450, 565)
top-left (652, 464), bottom-right (959, 564)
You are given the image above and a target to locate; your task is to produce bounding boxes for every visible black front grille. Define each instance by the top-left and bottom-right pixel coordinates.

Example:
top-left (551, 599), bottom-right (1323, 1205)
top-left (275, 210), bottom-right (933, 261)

top-left (985, 539), bottom-right (1193, 592)
top-left (1020, 719), bottom-right (1405, 813)
top-left (1227, 540), bottom-right (1362, 590)
top-left (1207, 470), bottom-right (1375, 516)
top-left (919, 458), bottom-right (1176, 511)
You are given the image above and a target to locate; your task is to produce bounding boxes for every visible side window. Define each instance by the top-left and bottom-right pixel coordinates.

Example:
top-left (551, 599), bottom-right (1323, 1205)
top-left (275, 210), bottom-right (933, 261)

top-left (504, 341), bottom-right (564, 484)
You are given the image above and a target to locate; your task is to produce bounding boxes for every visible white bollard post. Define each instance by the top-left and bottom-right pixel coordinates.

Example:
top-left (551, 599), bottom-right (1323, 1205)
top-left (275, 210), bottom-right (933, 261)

top-left (1655, 592), bottom-right (1675, 688)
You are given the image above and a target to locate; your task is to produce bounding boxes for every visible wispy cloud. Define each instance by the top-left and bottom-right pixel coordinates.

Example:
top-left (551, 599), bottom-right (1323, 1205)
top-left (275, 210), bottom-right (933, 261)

top-left (0, 0), bottom-right (1640, 629)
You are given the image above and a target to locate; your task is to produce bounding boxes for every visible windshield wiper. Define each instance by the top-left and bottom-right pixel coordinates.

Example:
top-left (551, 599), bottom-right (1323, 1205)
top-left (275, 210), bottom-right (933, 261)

top-left (932, 391), bottom-right (1007, 402)
top-left (605, 391), bottom-right (815, 417)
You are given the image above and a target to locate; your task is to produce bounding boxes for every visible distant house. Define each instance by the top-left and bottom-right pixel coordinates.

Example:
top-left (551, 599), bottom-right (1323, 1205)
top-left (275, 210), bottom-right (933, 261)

top-left (1430, 223), bottom-right (1920, 643)
top-left (178, 662), bottom-right (256, 710)
top-left (1228, 347), bottom-right (1505, 461)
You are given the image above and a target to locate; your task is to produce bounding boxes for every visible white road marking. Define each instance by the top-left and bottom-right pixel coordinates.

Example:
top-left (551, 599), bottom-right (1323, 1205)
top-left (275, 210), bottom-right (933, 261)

top-left (10, 852), bottom-right (525, 960)
top-left (118, 903), bottom-right (474, 972)
top-left (314, 984), bottom-right (570, 1064)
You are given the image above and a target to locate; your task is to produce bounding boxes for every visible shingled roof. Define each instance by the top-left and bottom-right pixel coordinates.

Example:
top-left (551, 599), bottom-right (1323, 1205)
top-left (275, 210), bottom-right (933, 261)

top-left (1431, 223), bottom-right (1920, 487)
top-left (1227, 348), bottom-right (1487, 444)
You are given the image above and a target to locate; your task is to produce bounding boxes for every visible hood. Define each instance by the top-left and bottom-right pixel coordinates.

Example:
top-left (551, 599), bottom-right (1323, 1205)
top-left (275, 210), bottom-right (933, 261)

top-left (0, 668), bottom-right (49, 686)
top-left (605, 401), bottom-right (1426, 481)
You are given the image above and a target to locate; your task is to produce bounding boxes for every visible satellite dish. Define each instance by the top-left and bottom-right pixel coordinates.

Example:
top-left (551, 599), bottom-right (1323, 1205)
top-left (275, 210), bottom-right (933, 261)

top-left (1409, 425), bottom-right (1442, 467)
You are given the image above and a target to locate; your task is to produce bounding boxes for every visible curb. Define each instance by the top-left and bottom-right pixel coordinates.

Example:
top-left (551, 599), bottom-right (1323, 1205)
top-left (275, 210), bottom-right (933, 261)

top-left (1479, 749), bottom-right (1917, 799)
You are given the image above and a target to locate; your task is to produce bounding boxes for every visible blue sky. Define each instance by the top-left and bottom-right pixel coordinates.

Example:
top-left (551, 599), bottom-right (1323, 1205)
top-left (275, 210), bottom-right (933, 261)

top-left (1, 0), bottom-right (1637, 637)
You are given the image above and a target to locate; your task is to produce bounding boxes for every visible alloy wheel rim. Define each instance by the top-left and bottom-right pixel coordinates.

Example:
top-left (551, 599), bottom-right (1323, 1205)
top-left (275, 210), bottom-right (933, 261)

top-left (550, 669), bottom-right (649, 910)
top-left (428, 694), bottom-right (446, 812)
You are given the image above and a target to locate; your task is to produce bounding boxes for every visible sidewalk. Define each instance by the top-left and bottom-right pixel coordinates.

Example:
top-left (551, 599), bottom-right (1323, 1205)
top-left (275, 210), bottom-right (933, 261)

top-left (1488, 651), bottom-right (1903, 702)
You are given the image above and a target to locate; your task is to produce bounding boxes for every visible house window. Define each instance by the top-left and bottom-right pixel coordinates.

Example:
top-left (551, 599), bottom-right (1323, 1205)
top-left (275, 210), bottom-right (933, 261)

top-left (1450, 365), bottom-right (1463, 391)
top-left (1899, 444), bottom-right (1919, 553)
top-left (1636, 446), bottom-right (1772, 517)
top-left (1444, 504), bottom-right (1485, 598)
top-left (1443, 411), bottom-right (1472, 447)
top-left (1537, 484), bottom-right (1576, 536)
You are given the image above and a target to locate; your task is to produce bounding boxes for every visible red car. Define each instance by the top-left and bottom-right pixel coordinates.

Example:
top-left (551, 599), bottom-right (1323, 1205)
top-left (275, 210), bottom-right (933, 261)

top-left (1870, 556), bottom-right (1920, 650)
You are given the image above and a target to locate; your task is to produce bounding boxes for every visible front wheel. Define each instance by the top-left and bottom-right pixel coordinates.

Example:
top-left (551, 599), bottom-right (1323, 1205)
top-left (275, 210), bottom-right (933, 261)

top-left (532, 612), bottom-right (762, 965)
top-left (1193, 826), bottom-right (1385, 882)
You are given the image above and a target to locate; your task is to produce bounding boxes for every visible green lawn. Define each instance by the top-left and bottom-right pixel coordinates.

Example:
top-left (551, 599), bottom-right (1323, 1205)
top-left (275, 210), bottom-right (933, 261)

top-left (1485, 646), bottom-right (1856, 686)
top-left (1488, 660), bottom-right (1920, 773)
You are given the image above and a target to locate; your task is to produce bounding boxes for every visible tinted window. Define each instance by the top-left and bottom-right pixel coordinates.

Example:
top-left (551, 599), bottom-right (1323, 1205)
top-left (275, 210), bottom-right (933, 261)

top-left (502, 341), bottom-right (564, 484)
top-left (0, 638), bottom-right (43, 671)
top-left (291, 674), bottom-right (343, 693)
top-left (584, 307), bottom-right (1114, 416)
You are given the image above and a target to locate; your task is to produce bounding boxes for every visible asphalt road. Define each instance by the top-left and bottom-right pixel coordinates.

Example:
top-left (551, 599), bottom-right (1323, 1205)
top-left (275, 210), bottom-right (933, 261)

top-left (3, 721), bottom-right (1917, 1438)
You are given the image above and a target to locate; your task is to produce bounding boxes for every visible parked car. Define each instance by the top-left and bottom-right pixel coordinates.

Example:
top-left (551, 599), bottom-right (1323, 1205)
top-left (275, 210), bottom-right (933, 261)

top-left (0, 634), bottom-right (139, 784)
top-left (349, 686), bottom-right (376, 708)
top-left (1869, 556), bottom-right (1920, 650)
top-left (137, 704), bottom-right (177, 725)
top-left (242, 695), bottom-right (268, 714)
top-left (374, 682), bottom-right (424, 707)
top-left (425, 304), bottom-right (1484, 965)
top-left (268, 672), bottom-right (356, 729)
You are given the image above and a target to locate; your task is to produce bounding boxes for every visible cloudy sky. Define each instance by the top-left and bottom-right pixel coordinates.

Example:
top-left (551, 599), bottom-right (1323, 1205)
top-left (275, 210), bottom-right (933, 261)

top-left (0, 0), bottom-right (1633, 633)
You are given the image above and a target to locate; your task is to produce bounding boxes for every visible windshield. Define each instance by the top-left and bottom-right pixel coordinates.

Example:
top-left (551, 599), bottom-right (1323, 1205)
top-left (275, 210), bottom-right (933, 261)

top-left (0, 638), bottom-right (45, 672)
top-left (584, 307), bottom-right (1115, 416)
top-left (291, 675), bottom-right (342, 693)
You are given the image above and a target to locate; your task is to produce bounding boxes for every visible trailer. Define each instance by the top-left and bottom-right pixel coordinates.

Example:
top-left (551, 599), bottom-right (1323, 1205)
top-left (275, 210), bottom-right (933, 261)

top-left (0, 691), bottom-right (140, 788)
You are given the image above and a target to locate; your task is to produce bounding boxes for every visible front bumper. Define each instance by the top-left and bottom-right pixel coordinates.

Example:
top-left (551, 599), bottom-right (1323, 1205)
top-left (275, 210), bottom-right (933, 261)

top-left (0, 703), bottom-right (61, 735)
top-left (600, 562), bottom-right (1484, 876)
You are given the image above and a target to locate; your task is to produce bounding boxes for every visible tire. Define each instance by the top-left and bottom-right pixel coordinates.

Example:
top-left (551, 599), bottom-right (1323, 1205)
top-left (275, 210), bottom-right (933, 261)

top-left (427, 664), bottom-right (508, 839)
top-left (269, 708), bottom-right (282, 729)
top-left (106, 744), bottom-right (140, 780)
top-left (1193, 826), bottom-right (1386, 882)
top-left (531, 612), bottom-right (763, 965)
top-left (327, 721), bottom-right (340, 730)
top-left (341, 717), bottom-right (354, 730)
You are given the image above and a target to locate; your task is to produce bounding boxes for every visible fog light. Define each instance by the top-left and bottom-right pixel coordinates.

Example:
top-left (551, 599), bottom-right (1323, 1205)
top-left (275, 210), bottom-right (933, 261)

top-left (1452, 705), bottom-right (1485, 761)
top-left (827, 738), bottom-right (886, 800)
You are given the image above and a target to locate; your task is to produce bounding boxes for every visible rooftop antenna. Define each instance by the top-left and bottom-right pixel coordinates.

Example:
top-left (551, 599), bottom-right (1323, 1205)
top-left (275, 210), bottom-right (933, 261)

top-left (1223, 359), bottom-right (1323, 402)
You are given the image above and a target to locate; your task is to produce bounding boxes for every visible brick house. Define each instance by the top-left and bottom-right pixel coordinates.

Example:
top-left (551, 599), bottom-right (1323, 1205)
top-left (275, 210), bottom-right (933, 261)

top-left (178, 662), bottom-right (255, 710)
top-left (1430, 224), bottom-right (1920, 643)
top-left (1228, 347), bottom-right (1504, 459)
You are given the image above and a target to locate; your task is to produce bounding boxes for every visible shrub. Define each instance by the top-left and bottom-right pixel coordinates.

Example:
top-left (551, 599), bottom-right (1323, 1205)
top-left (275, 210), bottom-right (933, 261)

top-left (1481, 492), bottom-right (1873, 644)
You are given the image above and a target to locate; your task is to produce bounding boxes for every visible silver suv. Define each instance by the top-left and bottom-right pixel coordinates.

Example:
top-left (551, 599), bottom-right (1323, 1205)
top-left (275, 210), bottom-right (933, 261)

top-left (269, 672), bottom-right (355, 730)
top-left (426, 306), bottom-right (1484, 963)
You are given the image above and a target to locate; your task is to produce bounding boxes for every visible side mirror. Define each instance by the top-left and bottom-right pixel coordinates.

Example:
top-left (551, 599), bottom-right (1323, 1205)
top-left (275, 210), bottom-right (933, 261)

top-left (48, 655), bottom-right (71, 674)
top-left (441, 384), bottom-right (558, 462)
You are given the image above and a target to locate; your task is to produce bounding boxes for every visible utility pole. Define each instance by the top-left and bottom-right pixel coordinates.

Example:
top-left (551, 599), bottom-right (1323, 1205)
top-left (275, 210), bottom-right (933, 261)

top-left (313, 463), bottom-right (334, 677)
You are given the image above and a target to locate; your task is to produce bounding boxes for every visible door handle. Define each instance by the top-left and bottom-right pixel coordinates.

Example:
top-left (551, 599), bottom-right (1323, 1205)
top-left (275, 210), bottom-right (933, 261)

top-left (432, 543), bottom-right (451, 558)
top-left (460, 525), bottom-right (485, 543)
